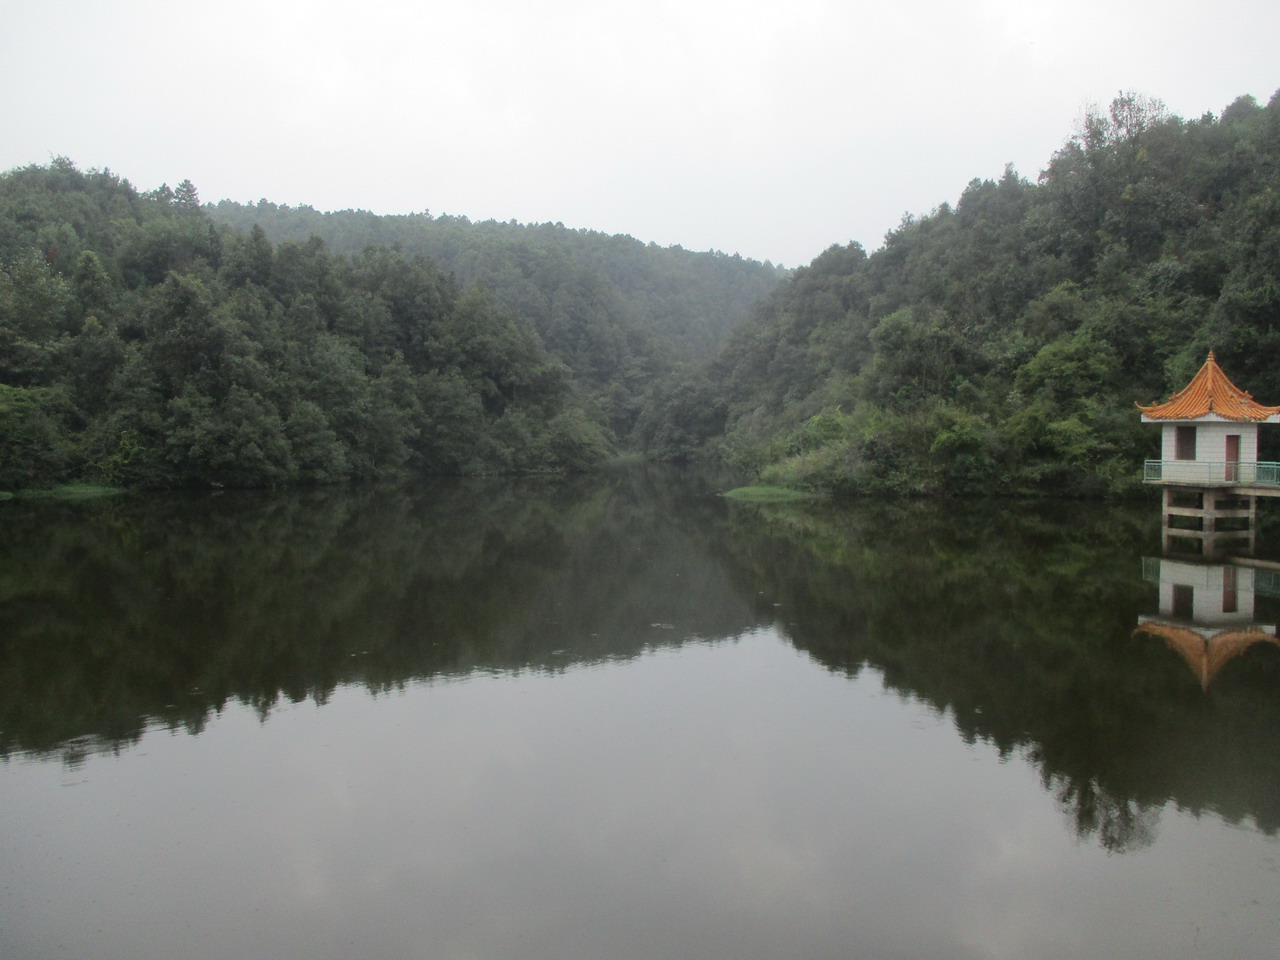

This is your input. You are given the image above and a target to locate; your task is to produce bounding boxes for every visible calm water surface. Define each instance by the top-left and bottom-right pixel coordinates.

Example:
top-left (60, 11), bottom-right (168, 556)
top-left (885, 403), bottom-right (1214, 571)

top-left (2, 468), bottom-right (1278, 959)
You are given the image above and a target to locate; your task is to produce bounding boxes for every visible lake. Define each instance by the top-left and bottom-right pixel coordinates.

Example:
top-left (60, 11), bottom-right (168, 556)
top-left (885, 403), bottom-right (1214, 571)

top-left (2, 467), bottom-right (1278, 959)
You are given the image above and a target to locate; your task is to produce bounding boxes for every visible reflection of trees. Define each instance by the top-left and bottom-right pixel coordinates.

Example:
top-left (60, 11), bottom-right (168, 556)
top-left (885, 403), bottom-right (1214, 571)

top-left (717, 499), bottom-right (1280, 849)
top-left (8, 473), bottom-right (1279, 851)
top-left (1050, 774), bottom-right (1158, 853)
top-left (0, 466), bottom-right (755, 765)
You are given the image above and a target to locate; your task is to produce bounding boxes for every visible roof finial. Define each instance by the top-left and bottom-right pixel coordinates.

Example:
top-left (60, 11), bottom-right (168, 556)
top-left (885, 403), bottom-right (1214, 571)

top-left (1208, 349), bottom-right (1216, 361)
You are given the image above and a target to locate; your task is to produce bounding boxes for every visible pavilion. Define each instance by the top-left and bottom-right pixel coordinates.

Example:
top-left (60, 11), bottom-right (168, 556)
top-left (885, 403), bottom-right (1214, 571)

top-left (1139, 352), bottom-right (1280, 555)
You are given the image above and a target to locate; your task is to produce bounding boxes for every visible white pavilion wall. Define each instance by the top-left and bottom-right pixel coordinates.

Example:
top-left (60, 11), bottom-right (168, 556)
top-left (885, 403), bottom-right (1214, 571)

top-left (1159, 421), bottom-right (1259, 482)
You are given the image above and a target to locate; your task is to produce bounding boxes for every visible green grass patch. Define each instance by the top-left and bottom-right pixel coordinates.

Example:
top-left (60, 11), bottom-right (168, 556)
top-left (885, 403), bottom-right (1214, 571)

top-left (11, 482), bottom-right (125, 501)
top-left (723, 485), bottom-right (817, 502)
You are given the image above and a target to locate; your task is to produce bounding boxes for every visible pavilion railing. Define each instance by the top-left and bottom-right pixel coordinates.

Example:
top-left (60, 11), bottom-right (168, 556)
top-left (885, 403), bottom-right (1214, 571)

top-left (1143, 460), bottom-right (1280, 485)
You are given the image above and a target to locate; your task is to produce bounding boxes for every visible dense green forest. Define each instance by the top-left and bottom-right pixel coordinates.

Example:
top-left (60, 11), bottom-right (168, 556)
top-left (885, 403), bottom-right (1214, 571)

top-left (5, 90), bottom-right (1278, 495)
top-left (206, 200), bottom-right (787, 435)
top-left (638, 91), bottom-right (1280, 497)
top-left (0, 161), bottom-right (782, 490)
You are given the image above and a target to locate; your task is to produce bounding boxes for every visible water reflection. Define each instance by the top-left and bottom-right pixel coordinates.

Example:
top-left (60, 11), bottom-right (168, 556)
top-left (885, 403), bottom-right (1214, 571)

top-left (0, 469), bottom-right (755, 764)
top-left (715, 498), bottom-right (1280, 846)
top-left (3, 472), bottom-right (1279, 851)
top-left (1136, 557), bottom-right (1280, 689)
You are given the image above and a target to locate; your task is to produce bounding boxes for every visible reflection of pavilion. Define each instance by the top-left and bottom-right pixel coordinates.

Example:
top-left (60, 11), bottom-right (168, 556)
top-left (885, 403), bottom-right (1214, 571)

top-left (1136, 556), bottom-right (1280, 688)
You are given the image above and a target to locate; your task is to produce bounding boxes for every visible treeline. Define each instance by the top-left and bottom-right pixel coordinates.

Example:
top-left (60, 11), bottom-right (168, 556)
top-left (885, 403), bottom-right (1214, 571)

top-left (0, 160), bottom-right (620, 489)
top-left (638, 91), bottom-right (1280, 497)
top-left (8, 90), bottom-right (1277, 496)
top-left (206, 200), bottom-right (787, 435)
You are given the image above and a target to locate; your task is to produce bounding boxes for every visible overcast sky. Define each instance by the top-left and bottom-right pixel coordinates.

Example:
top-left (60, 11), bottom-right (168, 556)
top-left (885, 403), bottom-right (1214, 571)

top-left (2, 1), bottom-right (1276, 266)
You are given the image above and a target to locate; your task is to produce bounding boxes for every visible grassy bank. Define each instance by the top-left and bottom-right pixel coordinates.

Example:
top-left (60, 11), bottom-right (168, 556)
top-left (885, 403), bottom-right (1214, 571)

top-left (723, 485), bottom-right (817, 503)
top-left (3, 483), bottom-right (125, 501)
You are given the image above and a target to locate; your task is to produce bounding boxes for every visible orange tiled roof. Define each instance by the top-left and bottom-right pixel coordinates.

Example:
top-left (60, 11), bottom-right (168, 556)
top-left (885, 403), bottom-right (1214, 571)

top-left (1138, 351), bottom-right (1280, 421)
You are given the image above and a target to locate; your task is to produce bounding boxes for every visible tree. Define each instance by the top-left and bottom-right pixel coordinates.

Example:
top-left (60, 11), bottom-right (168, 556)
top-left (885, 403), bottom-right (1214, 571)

top-left (174, 179), bottom-right (200, 209)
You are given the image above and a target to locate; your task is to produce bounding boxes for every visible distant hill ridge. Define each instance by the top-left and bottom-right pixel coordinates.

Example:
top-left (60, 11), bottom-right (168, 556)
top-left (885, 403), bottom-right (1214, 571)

top-left (206, 200), bottom-right (789, 435)
top-left (0, 158), bottom-right (787, 491)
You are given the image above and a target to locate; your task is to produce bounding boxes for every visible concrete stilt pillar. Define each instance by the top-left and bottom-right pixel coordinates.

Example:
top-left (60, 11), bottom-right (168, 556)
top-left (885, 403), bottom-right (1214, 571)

top-left (1159, 487), bottom-right (1256, 557)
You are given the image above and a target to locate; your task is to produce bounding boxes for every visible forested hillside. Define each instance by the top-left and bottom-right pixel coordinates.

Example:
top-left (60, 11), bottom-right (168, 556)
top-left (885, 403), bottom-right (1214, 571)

top-left (638, 92), bottom-right (1280, 497)
top-left (6, 90), bottom-right (1277, 497)
top-left (207, 201), bottom-right (787, 434)
top-left (0, 160), bottom-right (611, 490)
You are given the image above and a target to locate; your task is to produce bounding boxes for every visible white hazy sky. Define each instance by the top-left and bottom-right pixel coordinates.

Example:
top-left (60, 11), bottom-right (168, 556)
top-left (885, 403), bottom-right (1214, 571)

top-left (2, 0), bottom-right (1276, 266)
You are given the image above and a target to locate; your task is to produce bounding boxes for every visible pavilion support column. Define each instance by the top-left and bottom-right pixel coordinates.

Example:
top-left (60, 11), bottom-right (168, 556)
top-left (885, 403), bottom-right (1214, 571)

top-left (1159, 487), bottom-right (1256, 557)
top-left (1204, 489), bottom-right (1220, 535)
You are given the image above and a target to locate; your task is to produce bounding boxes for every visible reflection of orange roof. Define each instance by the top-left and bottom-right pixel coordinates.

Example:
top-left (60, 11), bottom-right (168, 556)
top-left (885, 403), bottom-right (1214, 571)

top-left (1133, 621), bottom-right (1280, 689)
top-left (1137, 351), bottom-right (1280, 421)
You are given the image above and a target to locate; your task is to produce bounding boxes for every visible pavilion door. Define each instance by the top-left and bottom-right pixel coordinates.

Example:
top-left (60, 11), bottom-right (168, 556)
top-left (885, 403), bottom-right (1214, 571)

top-left (1226, 434), bottom-right (1240, 482)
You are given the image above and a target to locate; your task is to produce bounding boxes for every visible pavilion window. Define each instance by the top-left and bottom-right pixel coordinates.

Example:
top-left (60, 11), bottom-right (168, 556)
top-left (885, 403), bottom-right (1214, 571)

top-left (1175, 425), bottom-right (1196, 461)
